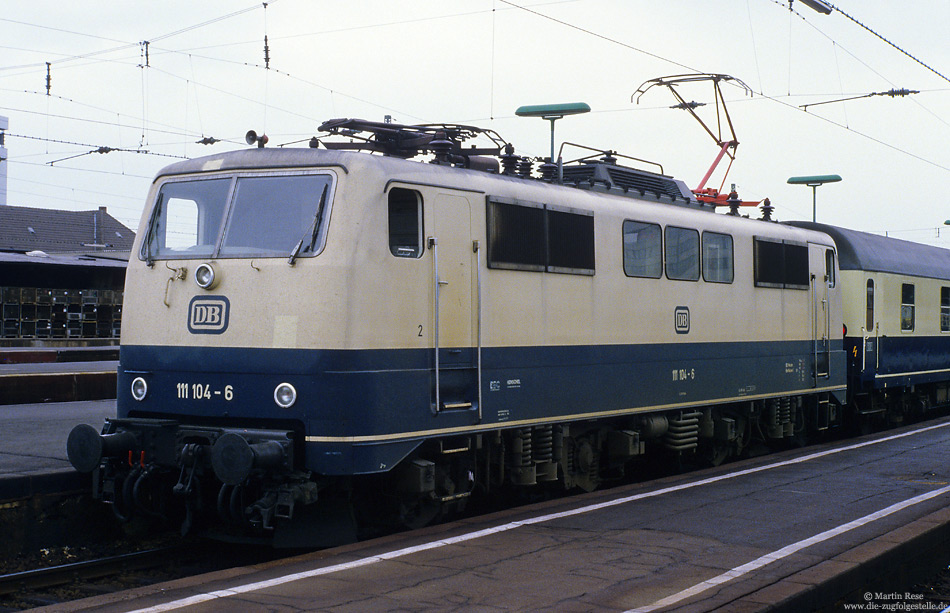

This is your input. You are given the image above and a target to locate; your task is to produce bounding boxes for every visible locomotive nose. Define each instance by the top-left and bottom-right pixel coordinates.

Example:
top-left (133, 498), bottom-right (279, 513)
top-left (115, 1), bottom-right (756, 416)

top-left (66, 424), bottom-right (137, 473)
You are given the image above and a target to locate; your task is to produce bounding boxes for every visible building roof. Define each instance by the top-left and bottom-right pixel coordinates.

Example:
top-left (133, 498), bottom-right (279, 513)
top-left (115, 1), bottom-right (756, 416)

top-left (786, 221), bottom-right (950, 282)
top-left (0, 205), bottom-right (135, 255)
top-left (0, 250), bottom-right (129, 269)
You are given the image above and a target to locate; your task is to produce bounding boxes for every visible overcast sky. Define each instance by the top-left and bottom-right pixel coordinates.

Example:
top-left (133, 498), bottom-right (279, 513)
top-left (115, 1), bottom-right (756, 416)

top-left (2, 1), bottom-right (948, 245)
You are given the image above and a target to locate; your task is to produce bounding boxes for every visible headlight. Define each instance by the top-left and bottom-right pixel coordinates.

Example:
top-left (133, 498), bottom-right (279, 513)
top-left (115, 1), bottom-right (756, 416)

top-left (131, 377), bottom-right (148, 401)
top-left (195, 263), bottom-right (218, 289)
top-left (274, 383), bottom-right (297, 409)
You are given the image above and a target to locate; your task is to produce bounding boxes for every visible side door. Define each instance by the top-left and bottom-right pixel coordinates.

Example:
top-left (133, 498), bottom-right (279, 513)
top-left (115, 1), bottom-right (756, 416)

top-left (862, 278), bottom-right (877, 377)
top-left (809, 243), bottom-right (833, 382)
top-left (427, 192), bottom-right (480, 416)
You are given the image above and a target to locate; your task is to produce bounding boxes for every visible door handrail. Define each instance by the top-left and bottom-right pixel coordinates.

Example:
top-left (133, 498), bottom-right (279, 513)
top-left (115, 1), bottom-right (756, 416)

top-left (428, 236), bottom-right (440, 415)
top-left (474, 239), bottom-right (483, 422)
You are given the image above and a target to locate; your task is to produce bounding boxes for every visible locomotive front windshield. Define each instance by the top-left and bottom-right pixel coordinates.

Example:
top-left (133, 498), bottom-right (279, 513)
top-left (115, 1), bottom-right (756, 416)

top-left (142, 173), bottom-right (334, 260)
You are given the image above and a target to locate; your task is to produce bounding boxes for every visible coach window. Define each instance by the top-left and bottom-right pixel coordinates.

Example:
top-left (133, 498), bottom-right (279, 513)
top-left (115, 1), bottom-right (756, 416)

top-left (622, 221), bottom-right (662, 278)
top-left (941, 287), bottom-right (950, 332)
top-left (665, 226), bottom-right (700, 281)
top-left (866, 279), bottom-right (874, 331)
top-left (702, 231), bottom-right (733, 283)
top-left (388, 188), bottom-right (423, 258)
top-left (901, 283), bottom-right (915, 332)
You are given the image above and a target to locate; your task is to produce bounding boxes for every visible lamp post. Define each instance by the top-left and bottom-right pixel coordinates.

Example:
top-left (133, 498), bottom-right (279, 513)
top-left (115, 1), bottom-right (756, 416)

top-left (797, 0), bottom-right (833, 14)
top-left (515, 102), bottom-right (590, 162)
top-left (788, 174), bottom-right (842, 222)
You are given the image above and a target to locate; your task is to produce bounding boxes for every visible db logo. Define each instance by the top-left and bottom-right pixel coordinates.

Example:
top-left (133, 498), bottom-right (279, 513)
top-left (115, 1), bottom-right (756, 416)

top-left (674, 306), bottom-right (690, 334)
top-left (188, 296), bottom-right (230, 334)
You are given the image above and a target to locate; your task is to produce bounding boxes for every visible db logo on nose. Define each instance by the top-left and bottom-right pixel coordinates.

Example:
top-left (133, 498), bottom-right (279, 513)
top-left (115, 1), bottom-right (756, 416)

top-left (188, 296), bottom-right (230, 334)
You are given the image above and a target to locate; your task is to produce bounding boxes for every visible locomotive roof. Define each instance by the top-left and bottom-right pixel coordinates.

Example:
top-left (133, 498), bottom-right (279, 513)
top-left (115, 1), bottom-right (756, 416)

top-left (153, 145), bottom-right (700, 209)
top-left (153, 147), bottom-right (359, 178)
top-left (787, 221), bottom-right (950, 281)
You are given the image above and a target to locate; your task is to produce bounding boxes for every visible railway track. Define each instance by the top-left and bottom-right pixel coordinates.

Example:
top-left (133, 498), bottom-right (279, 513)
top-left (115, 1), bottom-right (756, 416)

top-left (0, 546), bottom-right (179, 603)
top-left (0, 541), bottom-right (283, 611)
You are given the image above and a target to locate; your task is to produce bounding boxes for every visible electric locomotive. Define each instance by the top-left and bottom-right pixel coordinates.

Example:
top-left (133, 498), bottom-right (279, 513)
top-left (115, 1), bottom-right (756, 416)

top-left (67, 118), bottom-right (851, 544)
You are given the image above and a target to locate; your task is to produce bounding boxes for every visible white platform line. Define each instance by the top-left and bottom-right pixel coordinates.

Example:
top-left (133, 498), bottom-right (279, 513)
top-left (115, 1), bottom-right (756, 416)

top-left (129, 420), bottom-right (950, 613)
top-left (626, 483), bottom-right (950, 612)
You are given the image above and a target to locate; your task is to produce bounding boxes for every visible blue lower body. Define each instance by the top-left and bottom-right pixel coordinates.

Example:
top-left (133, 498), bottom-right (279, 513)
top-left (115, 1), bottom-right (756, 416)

top-left (118, 339), bottom-right (846, 475)
top-left (845, 335), bottom-right (950, 394)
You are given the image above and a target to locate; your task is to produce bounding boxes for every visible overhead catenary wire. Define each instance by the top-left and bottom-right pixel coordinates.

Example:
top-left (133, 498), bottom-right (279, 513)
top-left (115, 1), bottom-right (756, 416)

top-left (777, 0), bottom-right (950, 130)
top-left (1, 1), bottom-right (947, 238)
top-left (7, 133), bottom-right (187, 163)
top-left (828, 3), bottom-right (950, 86)
top-left (497, 0), bottom-right (950, 177)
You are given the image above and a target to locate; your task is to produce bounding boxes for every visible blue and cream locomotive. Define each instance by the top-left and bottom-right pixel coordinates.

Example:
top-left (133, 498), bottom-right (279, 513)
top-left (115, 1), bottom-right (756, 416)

top-left (65, 119), bottom-right (943, 543)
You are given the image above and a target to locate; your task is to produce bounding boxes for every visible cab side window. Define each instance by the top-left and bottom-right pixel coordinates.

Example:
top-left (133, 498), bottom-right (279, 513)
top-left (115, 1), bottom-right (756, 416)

top-left (388, 188), bottom-right (423, 258)
top-left (825, 249), bottom-right (836, 287)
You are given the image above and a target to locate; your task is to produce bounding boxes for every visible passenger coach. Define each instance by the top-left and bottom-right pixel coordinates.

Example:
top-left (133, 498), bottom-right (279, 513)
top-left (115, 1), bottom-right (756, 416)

top-left (791, 222), bottom-right (950, 421)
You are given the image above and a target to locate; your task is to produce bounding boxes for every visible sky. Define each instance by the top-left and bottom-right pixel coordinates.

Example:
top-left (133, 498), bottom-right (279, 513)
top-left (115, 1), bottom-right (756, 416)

top-left (1, 1), bottom-right (948, 246)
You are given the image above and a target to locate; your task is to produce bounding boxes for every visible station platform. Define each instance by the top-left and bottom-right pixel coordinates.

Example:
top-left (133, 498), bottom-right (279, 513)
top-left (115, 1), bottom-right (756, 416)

top-left (0, 400), bottom-right (114, 500)
top-left (43, 416), bottom-right (950, 612)
top-left (0, 346), bottom-right (118, 364)
top-left (0, 347), bottom-right (117, 404)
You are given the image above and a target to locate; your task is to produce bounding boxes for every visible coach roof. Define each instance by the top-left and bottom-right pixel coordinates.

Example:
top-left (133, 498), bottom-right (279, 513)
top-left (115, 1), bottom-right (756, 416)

top-left (788, 221), bottom-right (950, 282)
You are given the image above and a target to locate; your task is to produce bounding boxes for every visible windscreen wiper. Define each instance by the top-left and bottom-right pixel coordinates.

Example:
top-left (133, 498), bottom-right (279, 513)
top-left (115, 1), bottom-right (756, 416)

top-left (143, 196), bottom-right (162, 267)
top-left (288, 183), bottom-right (329, 266)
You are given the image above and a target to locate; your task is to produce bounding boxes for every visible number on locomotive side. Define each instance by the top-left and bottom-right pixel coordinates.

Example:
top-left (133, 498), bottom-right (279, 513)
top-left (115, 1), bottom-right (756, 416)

top-left (177, 383), bottom-right (233, 400)
top-left (192, 383), bottom-right (211, 399)
top-left (418, 325), bottom-right (424, 337)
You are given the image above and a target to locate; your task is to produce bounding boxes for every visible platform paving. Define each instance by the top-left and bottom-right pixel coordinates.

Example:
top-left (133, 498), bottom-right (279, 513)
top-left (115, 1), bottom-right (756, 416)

top-left (36, 417), bottom-right (950, 612)
top-left (0, 399), bottom-right (114, 499)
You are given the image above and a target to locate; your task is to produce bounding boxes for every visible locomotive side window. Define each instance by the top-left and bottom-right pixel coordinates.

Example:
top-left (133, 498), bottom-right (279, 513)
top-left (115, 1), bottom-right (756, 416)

top-left (753, 238), bottom-right (809, 289)
top-left (785, 243), bottom-right (810, 288)
top-left (866, 279), bottom-right (874, 331)
top-left (665, 226), bottom-right (699, 281)
top-left (388, 188), bottom-right (423, 258)
top-left (547, 205), bottom-right (595, 274)
top-left (702, 232), bottom-right (733, 284)
top-left (622, 221), bottom-right (662, 278)
top-left (486, 197), bottom-right (594, 275)
top-left (901, 283), bottom-right (915, 332)
top-left (486, 199), bottom-right (545, 271)
top-left (942, 287), bottom-right (950, 332)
